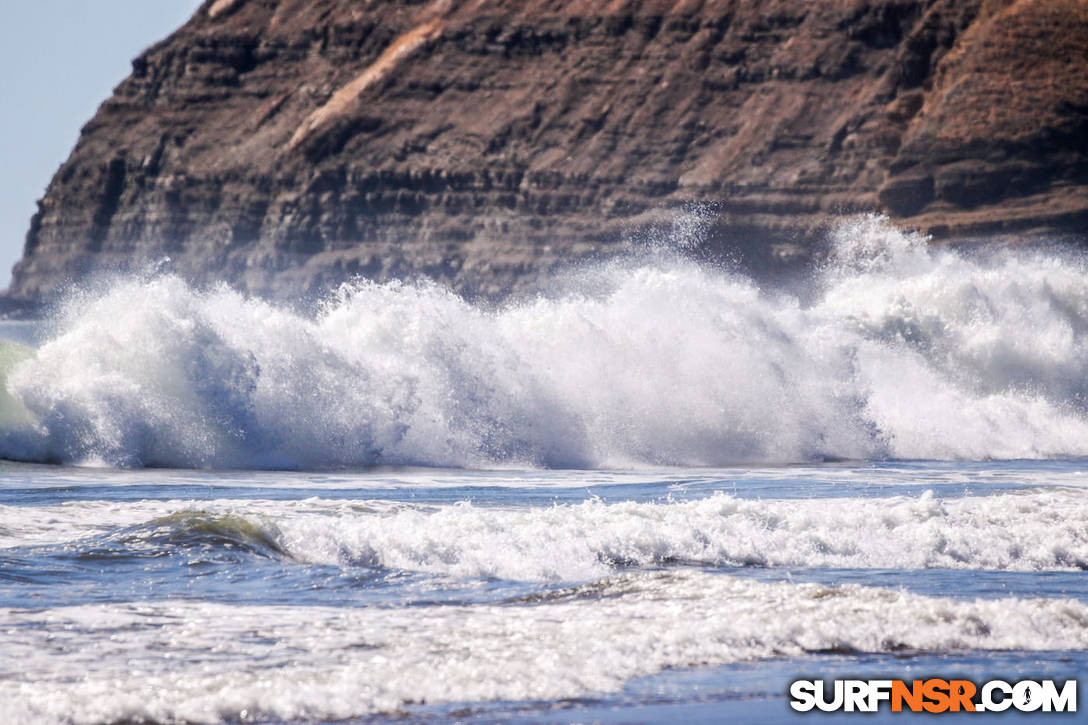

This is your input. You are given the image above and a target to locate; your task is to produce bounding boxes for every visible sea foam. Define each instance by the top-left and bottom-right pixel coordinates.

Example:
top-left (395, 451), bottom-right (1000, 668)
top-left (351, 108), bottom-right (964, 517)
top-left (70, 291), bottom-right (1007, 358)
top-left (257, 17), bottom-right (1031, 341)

top-left (4, 571), bottom-right (1088, 723)
top-left (5, 215), bottom-right (1088, 468)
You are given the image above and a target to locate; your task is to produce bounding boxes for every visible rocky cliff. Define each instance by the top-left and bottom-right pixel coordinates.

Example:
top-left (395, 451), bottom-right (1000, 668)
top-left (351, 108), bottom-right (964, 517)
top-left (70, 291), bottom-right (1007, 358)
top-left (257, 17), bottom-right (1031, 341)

top-left (9, 0), bottom-right (1088, 300)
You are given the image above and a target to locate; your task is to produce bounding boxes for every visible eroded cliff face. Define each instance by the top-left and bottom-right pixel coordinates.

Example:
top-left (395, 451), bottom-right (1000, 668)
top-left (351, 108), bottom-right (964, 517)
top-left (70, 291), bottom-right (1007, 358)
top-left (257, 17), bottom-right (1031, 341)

top-left (9, 0), bottom-right (1088, 300)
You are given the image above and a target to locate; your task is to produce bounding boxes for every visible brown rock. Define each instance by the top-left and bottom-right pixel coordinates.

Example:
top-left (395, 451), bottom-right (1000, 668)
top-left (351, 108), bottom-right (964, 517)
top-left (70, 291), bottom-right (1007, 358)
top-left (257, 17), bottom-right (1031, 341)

top-left (9, 0), bottom-right (1088, 302)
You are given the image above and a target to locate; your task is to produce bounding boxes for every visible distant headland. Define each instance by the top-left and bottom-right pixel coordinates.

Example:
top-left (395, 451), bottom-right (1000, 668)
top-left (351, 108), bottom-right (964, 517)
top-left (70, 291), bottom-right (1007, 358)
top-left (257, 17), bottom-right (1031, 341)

top-left (8, 0), bottom-right (1087, 303)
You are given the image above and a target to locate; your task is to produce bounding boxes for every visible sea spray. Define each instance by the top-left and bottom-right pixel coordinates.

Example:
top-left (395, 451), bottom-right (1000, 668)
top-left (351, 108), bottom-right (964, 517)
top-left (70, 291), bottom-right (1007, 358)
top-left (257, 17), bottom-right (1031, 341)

top-left (5, 215), bottom-right (1088, 468)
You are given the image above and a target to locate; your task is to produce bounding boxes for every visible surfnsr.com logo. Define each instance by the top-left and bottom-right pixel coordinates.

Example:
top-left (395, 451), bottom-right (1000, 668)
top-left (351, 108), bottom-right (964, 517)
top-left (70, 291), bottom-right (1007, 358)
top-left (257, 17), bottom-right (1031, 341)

top-left (790, 679), bottom-right (1077, 713)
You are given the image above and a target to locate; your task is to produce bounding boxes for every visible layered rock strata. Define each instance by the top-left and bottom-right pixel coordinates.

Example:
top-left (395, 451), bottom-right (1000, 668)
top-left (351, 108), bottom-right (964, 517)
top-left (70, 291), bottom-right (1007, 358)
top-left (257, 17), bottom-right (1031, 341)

top-left (9, 0), bottom-right (1088, 300)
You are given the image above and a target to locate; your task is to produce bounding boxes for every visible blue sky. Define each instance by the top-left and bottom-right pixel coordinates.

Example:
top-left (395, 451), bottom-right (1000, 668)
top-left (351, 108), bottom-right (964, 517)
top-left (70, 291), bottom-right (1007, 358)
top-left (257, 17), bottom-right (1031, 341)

top-left (0, 1), bottom-right (198, 290)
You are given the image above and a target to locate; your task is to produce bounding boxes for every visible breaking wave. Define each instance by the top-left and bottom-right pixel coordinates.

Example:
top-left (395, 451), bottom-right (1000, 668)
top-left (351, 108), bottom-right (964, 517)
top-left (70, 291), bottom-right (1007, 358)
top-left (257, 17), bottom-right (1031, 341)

top-left (6, 490), bottom-right (1087, 578)
top-left (4, 215), bottom-right (1088, 469)
top-left (270, 490), bottom-right (1088, 578)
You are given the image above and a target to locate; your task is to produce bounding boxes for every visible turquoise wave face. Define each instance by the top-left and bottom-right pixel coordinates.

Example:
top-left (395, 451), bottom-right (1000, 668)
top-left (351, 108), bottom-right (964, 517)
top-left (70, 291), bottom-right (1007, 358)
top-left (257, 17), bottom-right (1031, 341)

top-left (0, 338), bottom-right (35, 431)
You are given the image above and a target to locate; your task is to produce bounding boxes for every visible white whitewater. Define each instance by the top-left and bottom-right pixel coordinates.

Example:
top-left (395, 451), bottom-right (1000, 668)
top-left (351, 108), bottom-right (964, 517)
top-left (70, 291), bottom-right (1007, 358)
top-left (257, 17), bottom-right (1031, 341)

top-left (5, 215), bottom-right (1088, 468)
top-left (4, 489), bottom-right (1087, 577)
top-left (5, 570), bottom-right (1088, 724)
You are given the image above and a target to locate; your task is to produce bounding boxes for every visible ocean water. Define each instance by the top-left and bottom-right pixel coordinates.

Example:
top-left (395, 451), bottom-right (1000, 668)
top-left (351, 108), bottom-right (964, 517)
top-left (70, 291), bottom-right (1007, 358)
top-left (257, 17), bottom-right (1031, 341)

top-left (1, 216), bottom-right (1087, 723)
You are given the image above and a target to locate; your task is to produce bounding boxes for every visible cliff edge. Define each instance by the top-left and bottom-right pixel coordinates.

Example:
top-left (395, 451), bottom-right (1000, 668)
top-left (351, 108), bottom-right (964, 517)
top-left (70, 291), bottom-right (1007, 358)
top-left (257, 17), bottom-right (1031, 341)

top-left (9, 0), bottom-right (1088, 300)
